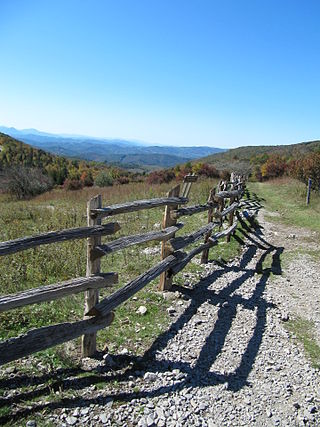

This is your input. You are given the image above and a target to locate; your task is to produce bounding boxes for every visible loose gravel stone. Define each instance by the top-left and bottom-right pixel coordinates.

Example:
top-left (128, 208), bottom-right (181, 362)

top-left (65, 416), bottom-right (77, 426)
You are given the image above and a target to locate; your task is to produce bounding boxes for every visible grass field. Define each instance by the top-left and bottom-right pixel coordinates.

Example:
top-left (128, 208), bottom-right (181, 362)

top-left (0, 178), bottom-right (244, 369)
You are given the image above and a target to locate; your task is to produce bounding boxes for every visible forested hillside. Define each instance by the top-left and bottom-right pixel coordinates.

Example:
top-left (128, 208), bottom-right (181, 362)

top-left (0, 133), bottom-right (135, 196)
top-left (198, 140), bottom-right (320, 174)
top-left (146, 139), bottom-right (320, 188)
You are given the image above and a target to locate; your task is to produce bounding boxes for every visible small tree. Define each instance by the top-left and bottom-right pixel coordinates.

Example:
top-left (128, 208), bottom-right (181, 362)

top-left (95, 171), bottom-right (113, 187)
top-left (5, 167), bottom-right (53, 199)
top-left (80, 170), bottom-right (94, 187)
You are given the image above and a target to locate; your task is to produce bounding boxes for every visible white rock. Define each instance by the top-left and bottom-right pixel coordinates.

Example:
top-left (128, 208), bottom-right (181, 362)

top-left (66, 416), bottom-right (77, 426)
top-left (136, 305), bottom-right (148, 315)
top-left (167, 306), bottom-right (176, 315)
top-left (99, 413), bottom-right (108, 424)
top-left (144, 372), bottom-right (158, 382)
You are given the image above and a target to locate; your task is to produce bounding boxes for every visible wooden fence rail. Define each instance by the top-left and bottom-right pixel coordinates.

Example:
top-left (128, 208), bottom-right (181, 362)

top-left (91, 224), bottom-right (183, 260)
top-left (0, 173), bottom-right (246, 365)
top-left (0, 274), bottom-right (118, 312)
top-left (91, 196), bottom-right (188, 219)
top-left (0, 223), bottom-right (120, 256)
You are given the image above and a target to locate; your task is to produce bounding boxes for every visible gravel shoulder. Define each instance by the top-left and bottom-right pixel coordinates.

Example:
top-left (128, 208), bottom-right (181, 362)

top-left (1, 207), bottom-right (319, 426)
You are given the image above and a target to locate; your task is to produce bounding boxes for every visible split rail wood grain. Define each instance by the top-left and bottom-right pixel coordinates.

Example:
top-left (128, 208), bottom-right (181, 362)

top-left (0, 173), bottom-right (246, 366)
top-left (0, 274), bottom-right (118, 312)
top-left (0, 223), bottom-right (120, 256)
top-left (90, 196), bottom-right (188, 219)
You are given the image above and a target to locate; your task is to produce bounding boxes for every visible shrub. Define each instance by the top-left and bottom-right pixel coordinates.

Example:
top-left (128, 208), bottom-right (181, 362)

top-left (63, 178), bottom-right (83, 191)
top-left (261, 155), bottom-right (287, 180)
top-left (80, 170), bottom-right (94, 187)
top-left (251, 165), bottom-right (263, 182)
top-left (5, 167), bottom-right (53, 199)
top-left (147, 170), bottom-right (175, 185)
top-left (95, 171), bottom-right (113, 187)
top-left (116, 176), bottom-right (130, 185)
top-left (289, 152), bottom-right (320, 189)
top-left (196, 163), bottom-right (219, 178)
top-left (175, 166), bottom-right (193, 181)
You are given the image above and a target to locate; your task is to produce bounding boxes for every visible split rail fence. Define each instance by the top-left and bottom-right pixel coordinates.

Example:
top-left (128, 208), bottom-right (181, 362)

top-left (0, 173), bottom-right (246, 366)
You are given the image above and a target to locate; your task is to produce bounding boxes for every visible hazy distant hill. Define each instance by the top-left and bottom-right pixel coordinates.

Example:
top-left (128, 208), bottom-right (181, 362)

top-left (197, 140), bottom-right (320, 174)
top-left (0, 126), bottom-right (225, 170)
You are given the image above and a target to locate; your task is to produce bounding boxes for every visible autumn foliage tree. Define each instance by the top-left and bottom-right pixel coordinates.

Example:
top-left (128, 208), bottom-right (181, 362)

top-left (289, 152), bottom-right (320, 189)
top-left (260, 155), bottom-right (287, 180)
top-left (147, 169), bottom-right (176, 185)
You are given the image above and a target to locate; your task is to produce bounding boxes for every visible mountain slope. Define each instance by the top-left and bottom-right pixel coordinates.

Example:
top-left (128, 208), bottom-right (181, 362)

top-left (0, 132), bottom-right (58, 169)
top-left (198, 140), bottom-right (320, 173)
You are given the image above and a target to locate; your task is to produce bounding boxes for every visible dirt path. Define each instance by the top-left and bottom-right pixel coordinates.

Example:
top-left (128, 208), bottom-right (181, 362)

top-left (1, 203), bottom-right (319, 426)
top-left (258, 208), bottom-right (320, 345)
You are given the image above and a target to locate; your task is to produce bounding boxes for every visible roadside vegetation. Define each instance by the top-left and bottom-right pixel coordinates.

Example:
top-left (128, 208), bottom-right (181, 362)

top-left (248, 178), bottom-right (320, 232)
top-left (285, 317), bottom-right (320, 369)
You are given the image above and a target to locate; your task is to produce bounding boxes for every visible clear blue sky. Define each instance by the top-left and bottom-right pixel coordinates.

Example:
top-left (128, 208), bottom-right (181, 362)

top-left (0, 0), bottom-right (319, 148)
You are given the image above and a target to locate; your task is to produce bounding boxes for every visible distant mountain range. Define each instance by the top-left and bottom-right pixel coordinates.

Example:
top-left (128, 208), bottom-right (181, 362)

top-left (0, 126), bottom-right (226, 171)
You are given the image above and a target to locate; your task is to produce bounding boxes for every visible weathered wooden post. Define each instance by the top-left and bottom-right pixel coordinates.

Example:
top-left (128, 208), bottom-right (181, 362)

top-left (306, 178), bottom-right (312, 205)
top-left (159, 175), bottom-right (197, 291)
top-left (226, 173), bottom-right (236, 243)
top-left (226, 196), bottom-right (235, 243)
top-left (82, 194), bottom-right (102, 357)
top-left (229, 172), bottom-right (235, 190)
top-left (180, 173), bottom-right (197, 198)
top-left (159, 185), bottom-right (180, 291)
top-left (200, 188), bottom-right (216, 264)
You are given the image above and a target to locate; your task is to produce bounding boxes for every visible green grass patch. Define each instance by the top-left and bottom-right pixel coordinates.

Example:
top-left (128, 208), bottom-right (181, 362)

top-left (281, 248), bottom-right (320, 268)
top-left (285, 317), bottom-right (320, 369)
top-left (247, 179), bottom-right (320, 232)
top-left (0, 406), bottom-right (11, 419)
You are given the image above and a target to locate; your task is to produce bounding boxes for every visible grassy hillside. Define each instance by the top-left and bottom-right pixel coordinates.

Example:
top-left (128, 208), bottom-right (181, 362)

top-left (198, 140), bottom-right (320, 174)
